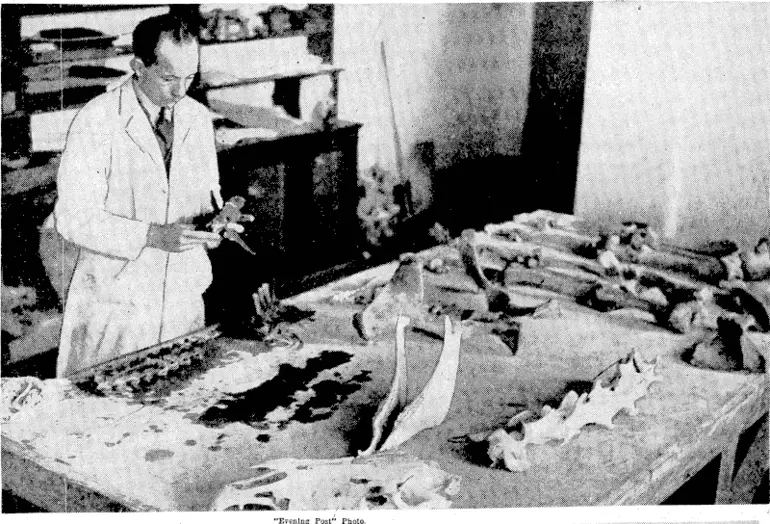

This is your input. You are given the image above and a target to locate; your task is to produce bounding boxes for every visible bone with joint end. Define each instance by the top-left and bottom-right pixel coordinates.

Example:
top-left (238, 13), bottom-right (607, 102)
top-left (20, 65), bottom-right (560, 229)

top-left (354, 256), bottom-right (425, 340)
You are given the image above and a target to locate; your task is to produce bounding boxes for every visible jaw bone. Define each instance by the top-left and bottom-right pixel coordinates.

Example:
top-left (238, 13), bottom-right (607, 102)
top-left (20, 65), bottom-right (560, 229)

top-left (210, 317), bottom-right (464, 511)
top-left (359, 315), bottom-right (463, 457)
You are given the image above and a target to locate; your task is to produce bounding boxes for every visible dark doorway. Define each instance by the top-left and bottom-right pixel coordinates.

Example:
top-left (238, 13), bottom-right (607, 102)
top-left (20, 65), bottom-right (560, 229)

top-left (521, 2), bottom-right (592, 214)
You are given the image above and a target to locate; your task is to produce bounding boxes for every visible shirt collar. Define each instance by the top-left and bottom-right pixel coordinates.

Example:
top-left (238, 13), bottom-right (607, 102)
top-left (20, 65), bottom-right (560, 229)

top-left (132, 76), bottom-right (172, 124)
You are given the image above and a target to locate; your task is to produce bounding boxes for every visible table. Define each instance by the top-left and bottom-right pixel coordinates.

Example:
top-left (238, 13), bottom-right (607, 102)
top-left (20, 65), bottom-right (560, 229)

top-left (2, 247), bottom-right (768, 511)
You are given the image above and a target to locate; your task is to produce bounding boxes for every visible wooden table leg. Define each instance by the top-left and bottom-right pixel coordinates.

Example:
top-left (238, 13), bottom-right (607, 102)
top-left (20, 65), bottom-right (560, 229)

top-left (726, 416), bottom-right (769, 504)
top-left (715, 431), bottom-right (739, 504)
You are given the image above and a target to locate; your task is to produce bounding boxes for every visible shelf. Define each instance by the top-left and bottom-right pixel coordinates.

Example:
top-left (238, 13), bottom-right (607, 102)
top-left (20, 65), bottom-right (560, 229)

top-left (5, 5), bottom-right (165, 17)
top-left (199, 30), bottom-right (310, 46)
top-left (215, 120), bottom-right (360, 151)
top-left (22, 88), bottom-right (106, 115)
top-left (24, 44), bottom-right (133, 66)
top-left (200, 64), bottom-right (342, 91)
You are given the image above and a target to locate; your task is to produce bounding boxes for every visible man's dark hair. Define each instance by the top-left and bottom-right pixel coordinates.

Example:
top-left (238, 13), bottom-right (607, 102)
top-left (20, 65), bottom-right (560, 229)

top-left (132, 14), bottom-right (197, 67)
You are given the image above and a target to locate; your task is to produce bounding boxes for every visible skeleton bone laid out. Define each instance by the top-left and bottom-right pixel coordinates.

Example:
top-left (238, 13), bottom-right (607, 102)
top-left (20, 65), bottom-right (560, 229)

top-left (477, 225), bottom-right (768, 336)
top-left (210, 453), bottom-right (460, 511)
top-left (458, 230), bottom-right (561, 318)
top-left (210, 316), bottom-right (463, 511)
top-left (741, 238), bottom-right (770, 281)
top-left (484, 215), bottom-right (723, 293)
top-left (485, 218), bottom-right (600, 254)
top-left (359, 315), bottom-right (463, 456)
top-left (684, 317), bottom-right (766, 373)
top-left (474, 230), bottom-right (608, 278)
top-left (353, 254), bottom-right (425, 340)
top-left (463, 351), bottom-right (661, 472)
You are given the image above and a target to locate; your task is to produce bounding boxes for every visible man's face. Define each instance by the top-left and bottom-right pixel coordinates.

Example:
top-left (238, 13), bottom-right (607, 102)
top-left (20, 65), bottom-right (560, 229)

top-left (135, 35), bottom-right (199, 108)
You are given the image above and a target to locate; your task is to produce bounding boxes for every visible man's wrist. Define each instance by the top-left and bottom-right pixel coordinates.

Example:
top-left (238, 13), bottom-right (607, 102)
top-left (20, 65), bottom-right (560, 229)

top-left (146, 223), bottom-right (161, 249)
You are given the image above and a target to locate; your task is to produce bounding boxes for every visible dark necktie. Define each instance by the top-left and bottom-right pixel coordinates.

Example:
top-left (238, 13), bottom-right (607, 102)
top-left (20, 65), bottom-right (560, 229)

top-left (154, 107), bottom-right (173, 175)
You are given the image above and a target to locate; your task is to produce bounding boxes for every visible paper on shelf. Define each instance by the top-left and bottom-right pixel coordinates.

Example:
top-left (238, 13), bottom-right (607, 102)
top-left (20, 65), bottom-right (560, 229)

top-left (215, 127), bottom-right (280, 146)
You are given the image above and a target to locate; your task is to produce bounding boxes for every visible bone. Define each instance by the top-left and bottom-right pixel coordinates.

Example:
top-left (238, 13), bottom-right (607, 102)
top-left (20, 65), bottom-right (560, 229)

top-left (609, 245), bottom-right (726, 283)
top-left (488, 216), bottom-right (729, 287)
top-left (458, 231), bottom-right (559, 316)
top-left (358, 316), bottom-right (410, 457)
top-left (360, 316), bottom-right (463, 456)
top-left (741, 238), bottom-right (770, 281)
top-left (353, 254), bottom-right (425, 340)
top-left (473, 231), bottom-right (608, 277)
top-left (684, 317), bottom-right (765, 373)
top-left (210, 454), bottom-right (460, 510)
top-left (485, 220), bottom-right (599, 253)
top-left (207, 196), bottom-right (248, 234)
top-left (482, 351), bottom-right (661, 472)
top-left (379, 316), bottom-right (463, 452)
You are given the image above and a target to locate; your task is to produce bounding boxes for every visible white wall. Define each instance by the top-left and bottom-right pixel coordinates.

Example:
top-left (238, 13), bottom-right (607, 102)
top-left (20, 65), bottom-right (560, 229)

top-left (334, 4), bottom-right (534, 211)
top-left (576, 3), bottom-right (770, 248)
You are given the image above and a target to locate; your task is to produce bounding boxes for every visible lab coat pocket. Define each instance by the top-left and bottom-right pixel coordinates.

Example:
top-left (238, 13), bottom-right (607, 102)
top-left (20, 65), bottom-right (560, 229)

top-left (77, 252), bottom-right (130, 296)
top-left (111, 249), bottom-right (165, 305)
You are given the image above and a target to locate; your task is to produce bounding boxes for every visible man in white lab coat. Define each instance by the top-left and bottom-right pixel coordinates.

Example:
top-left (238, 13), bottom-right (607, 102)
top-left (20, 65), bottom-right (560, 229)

top-left (53, 15), bottom-right (223, 377)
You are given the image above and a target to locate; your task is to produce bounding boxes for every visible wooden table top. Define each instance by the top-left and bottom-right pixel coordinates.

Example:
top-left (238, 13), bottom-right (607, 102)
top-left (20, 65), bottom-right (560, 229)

top-left (2, 247), bottom-right (768, 511)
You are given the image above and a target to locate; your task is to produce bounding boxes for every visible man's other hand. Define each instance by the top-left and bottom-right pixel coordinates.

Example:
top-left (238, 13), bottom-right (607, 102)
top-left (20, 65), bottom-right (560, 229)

top-left (147, 223), bottom-right (222, 252)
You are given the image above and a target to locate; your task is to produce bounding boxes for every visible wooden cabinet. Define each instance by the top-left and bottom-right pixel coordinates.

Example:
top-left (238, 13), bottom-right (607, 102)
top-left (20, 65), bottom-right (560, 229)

top-left (205, 121), bottom-right (362, 322)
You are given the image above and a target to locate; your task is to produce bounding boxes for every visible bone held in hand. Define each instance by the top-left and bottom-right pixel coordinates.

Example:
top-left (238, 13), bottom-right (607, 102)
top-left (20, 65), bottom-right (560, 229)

top-left (208, 196), bottom-right (253, 234)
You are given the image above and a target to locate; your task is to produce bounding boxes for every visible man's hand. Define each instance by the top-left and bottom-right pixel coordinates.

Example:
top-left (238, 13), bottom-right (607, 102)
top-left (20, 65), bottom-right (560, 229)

top-left (146, 223), bottom-right (222, 252)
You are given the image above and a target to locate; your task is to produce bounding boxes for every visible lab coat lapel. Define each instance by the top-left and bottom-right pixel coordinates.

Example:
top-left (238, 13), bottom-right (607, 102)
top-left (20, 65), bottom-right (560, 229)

top-left (119, 81), bottom-right (167, 185)
top-left (171, 97), bottom-right (195, 169)
top-left (166, 98), bottom-right (198, 220)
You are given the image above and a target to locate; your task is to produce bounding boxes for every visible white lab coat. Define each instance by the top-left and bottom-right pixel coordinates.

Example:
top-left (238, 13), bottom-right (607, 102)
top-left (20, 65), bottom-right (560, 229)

top-left (54, 76), bottom-right (221, 378)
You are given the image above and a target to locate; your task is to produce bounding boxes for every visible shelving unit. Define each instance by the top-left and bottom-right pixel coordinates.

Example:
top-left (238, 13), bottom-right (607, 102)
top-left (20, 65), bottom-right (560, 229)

top-left (2, 4), bottom-right (362, 301)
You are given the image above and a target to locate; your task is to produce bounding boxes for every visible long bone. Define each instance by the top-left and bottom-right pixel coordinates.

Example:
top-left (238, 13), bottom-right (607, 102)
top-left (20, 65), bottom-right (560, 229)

top-left (359, 315), bottom-right (463, 457)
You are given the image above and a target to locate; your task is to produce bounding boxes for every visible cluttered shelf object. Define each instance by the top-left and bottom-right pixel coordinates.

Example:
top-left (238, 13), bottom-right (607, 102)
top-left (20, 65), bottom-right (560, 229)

top-left (197, 4), bottom-right (332, 46)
